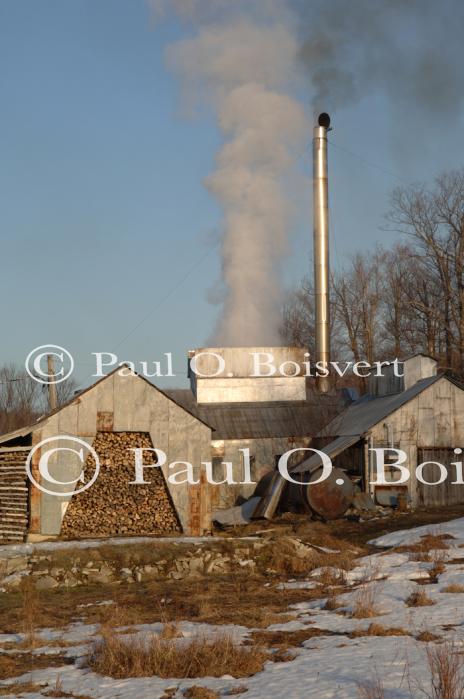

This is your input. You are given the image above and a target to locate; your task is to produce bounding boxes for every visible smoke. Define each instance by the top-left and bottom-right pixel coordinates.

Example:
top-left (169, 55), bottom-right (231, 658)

top-left (161, 11), bottom-right (308, 346)
top-left (295, 0), bottom-right (464, 117)
top-left (151, 0), bottom-right (464, 346)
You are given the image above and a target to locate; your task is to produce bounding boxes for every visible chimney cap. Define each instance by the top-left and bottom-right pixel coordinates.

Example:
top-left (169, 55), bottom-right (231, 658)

top-left (318, 112), bottom-right (331, 128)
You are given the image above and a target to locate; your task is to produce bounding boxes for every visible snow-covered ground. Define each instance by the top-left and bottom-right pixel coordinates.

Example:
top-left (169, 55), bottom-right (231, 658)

top-left (2, 518), bottom-right (464, 698)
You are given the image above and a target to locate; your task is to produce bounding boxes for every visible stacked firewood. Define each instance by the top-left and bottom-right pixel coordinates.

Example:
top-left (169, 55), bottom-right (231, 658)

top-left (60, 431), bottom-right (181, 538)
top-left (0, 447), bottom-right (30, 542)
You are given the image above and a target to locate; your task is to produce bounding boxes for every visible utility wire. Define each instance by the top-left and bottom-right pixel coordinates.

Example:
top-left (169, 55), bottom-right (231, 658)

top-left (0, 377), bottom-right (30, 385)
top-left (2, 139), bottom-right (411, 378)
top-left (112, 240), bottom-right (220, 352)
top-left (0, 243), bottom-right (220, 385)
top-left (328, 138), bottom-right (408, 185)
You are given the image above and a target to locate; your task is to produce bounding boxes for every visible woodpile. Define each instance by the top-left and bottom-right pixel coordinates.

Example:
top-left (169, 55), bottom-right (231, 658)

top-left (61, 432), bottom-right (181, 538)
top-left (0, 447), bottom-right (30, 543)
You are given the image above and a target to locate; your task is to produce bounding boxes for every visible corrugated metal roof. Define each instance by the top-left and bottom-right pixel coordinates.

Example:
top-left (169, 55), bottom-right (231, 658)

top-left (291, 434), bottom-right (362, 474)
top-left (165, 390), bottom-right (318, 439)
top-left (319, 374), bottom-right (444, 438)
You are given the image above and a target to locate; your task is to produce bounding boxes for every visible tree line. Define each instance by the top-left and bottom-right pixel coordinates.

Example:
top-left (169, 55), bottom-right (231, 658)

top-left (281, 169), bottom-right (464, 377)
top-left (0, 364), bottom-right (76, 435)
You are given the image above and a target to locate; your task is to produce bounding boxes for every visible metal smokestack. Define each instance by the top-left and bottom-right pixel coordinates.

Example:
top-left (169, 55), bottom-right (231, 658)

top-left (313, 112), bottom-right (331, 393)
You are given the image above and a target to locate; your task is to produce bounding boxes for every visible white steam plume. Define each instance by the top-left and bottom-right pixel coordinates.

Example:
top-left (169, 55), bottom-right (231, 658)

top-left (152, 0), bottom-right (464, 345)
top-left (162, 14), bottom-right (308, 346)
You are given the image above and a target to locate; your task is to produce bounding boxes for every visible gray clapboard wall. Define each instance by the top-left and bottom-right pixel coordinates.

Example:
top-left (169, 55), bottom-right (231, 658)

top-left (417, 448), bottom-right (464, 507)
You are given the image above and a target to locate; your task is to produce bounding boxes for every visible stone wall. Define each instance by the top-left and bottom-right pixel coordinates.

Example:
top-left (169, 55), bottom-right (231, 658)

top-left (0, 539), bottom-right (262, 591)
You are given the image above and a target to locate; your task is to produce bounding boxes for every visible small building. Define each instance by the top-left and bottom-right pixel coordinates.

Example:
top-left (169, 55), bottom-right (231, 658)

top-left (5, 349), bottom-right (454, 542)
top-left (168, 346), bottom-right (343, 509)
top-left (0, 368), bottom-right (213, 542)
top-left (166, 391), bottom-right (316, 509)
top-left (0, 346), bottom-right (344, 541)
top-left (292, 355), bottom-right (464, 508)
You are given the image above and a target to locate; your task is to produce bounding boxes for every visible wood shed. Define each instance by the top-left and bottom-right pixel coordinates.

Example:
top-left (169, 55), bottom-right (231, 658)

top-left (292, 355), bottom-right (464, 508)
top-left (0, 367), bottom-right (213, 542)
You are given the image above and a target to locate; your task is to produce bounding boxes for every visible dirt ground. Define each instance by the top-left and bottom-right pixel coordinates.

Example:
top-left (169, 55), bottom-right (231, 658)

top-left (2, 505), bottom-right (464, 693)
top-left (3, 505), bottom-right (464, 639)
top-left (230, 504), bottom-right (464, 549)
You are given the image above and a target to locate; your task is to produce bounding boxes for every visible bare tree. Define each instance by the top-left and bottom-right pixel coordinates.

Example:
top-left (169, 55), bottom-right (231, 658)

top-left (380, 243), bottom-right (443, 358)
top-left (0, 363), bottom-right (77, 435)
top-left (280, 276), bottom-right (315, 352)
top-left (280, 275), bottom-right (343, 358)
top-left (0, 364), bottom-right (42, 434)
top-left (332, 272), bottom-right (362, 362)
top-left (332, 250), bottom-right (384, 363)
top-left (281, 169), bottom-right (464, 383)
top-left (55, 378), bottom-right (79, 407)
top-left (388, 170), bottom-right (464, 371)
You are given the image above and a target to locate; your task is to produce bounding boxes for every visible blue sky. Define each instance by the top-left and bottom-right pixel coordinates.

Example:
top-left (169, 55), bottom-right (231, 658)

top-left (1, 0), bottom-right (463, 389)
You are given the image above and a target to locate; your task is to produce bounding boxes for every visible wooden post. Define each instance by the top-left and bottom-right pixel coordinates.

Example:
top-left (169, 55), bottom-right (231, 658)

top-left (47, 355), bottom-right (58, 411)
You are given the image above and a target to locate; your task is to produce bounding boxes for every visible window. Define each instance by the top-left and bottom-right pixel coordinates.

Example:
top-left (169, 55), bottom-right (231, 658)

top-left (239, 450), bottom-right (256, 480)
top-left (212, 457), bottom-right (224, 482)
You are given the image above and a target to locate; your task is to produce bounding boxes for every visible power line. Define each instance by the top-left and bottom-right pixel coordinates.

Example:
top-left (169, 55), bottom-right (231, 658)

top-left (3, 140), bottom-right (410, 378)
top-left (0, 242), bottom-right (219, 386)
top-left (0, 377), bottom-right (31, 385)
top-left (112, 240), bottom-right (220, 352)
top-left (328, 138), bottom-right (408, 185)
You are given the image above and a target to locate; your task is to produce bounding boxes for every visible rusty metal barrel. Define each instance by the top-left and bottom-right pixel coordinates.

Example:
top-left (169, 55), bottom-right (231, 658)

top-left (287, 466), bottom-right (354, 520)
top-left (252, 467), bottom-right (354, 521)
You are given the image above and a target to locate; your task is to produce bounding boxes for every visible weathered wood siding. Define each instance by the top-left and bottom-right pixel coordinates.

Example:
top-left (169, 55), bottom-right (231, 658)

top-left (369, 377), bottom-right (464, 507)
top-left (417, 448), bottom-right (464, 507)
top-left (28, 371), bottom-right (212, 537)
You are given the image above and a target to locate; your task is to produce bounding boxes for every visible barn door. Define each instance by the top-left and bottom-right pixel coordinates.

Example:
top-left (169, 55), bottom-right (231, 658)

top-left (417, 448), bottom-right (464, 507)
